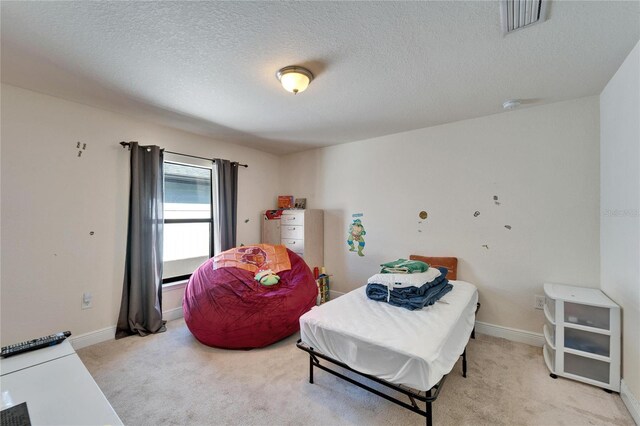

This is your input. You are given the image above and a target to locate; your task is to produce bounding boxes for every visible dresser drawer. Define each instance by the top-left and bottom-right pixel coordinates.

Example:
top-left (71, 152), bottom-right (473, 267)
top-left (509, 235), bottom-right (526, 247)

top-left (281, 212), bottom-right (304, 226)
top-left (282, 238), bottom-right (304, 253)
top-left (281, 225), bottom-right (304, 239)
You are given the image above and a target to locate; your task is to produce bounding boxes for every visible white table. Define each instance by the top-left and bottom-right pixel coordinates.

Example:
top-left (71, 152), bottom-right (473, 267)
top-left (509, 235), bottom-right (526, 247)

top-left (0, 340), bottom-right (122, 425)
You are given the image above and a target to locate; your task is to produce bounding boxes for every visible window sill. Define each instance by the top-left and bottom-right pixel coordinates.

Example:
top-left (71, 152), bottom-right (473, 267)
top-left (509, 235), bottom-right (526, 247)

top-left (162, 280), bottom-right (188, 292)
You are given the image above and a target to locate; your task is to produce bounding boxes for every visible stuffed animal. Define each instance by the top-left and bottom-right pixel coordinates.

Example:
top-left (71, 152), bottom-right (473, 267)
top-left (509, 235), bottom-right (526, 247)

top-left (255, 269), bottom-right (280, 286)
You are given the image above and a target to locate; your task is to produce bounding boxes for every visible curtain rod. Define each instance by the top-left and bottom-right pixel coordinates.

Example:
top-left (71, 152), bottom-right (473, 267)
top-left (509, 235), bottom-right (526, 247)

top-left (119, 141), bottom-right (248, 168)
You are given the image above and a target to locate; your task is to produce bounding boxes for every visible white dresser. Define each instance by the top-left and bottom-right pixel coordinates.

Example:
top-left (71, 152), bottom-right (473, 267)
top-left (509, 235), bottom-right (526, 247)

top-left (543, 283), bottom-right (620, 392)
top-left (262, 209), bottom-right (324, 270)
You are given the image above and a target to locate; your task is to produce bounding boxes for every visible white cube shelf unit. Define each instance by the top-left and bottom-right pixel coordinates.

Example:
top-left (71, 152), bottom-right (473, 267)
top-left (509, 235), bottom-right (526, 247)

top-left (543, 283), bottom-right (620, 392)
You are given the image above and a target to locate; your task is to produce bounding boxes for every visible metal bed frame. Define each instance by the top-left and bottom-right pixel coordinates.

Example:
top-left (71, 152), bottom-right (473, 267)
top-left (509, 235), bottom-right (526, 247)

top-left (296, 302), bottom-right (480, 426)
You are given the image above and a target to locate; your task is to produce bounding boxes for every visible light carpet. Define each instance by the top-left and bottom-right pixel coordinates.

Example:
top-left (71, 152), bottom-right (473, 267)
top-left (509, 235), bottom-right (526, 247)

top-left (78, 318), bottom-right (633, 425)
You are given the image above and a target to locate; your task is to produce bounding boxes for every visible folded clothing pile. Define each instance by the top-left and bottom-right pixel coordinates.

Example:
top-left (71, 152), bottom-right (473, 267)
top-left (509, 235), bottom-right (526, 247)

top-left (379, 258), bottom-right (430, 274)
top-left (366, 260), bottom-right (453, 310)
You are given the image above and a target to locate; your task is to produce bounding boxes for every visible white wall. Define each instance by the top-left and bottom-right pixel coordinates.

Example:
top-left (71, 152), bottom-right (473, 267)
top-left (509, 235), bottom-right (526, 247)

top-left (600, 41), bottom-right (640, 404)
top-left (0, 84), bottom-right (280, 345)
top-left (280, 96), bottom-right (601, 333)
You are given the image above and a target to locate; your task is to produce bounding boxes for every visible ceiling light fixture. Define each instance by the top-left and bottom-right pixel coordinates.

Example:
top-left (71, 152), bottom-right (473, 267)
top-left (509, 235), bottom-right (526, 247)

top-left (503, 99), bottom-right (521, 110)
top-left (276, 66), bottom-right (314, 94)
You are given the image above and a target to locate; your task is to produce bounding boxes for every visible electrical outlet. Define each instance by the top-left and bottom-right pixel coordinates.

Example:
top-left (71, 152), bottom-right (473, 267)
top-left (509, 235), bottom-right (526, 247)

top-left (535, 295), bottom-right (545, 310)
top-left (82, 292), bottom-right (93, 310)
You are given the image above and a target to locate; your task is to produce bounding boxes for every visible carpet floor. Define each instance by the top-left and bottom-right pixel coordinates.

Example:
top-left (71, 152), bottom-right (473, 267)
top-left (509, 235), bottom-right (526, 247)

top-left (78, 318), bottom-right (633, 425)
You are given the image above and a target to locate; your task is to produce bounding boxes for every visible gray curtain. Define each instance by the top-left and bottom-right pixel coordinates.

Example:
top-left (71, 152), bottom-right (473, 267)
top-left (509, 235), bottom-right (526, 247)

top-left (215, 159), bottom-right (238, 253)
top-left (116, 142), bottom-right (166, 339)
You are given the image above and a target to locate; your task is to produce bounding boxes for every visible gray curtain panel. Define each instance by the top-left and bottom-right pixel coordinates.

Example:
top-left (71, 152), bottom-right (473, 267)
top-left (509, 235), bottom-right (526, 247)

top-left (215, 159), bottom-right (238, 253)
top-left (116, 142), bottom-right (167, 339)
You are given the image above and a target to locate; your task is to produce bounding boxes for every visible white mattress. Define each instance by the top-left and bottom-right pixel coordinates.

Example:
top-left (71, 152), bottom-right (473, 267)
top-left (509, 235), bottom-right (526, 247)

top-left (299, 280), bottom-right (478, 391)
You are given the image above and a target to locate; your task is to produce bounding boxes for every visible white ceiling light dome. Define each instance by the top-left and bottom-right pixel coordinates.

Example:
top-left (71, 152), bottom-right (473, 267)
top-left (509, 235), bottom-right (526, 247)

top-left (276, 66), bottom-right (314, 94)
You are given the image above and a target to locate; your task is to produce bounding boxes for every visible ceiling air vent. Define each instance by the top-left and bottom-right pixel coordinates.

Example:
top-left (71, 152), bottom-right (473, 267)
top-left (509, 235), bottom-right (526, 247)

top-left (500, 0), bottom-right (548, 34)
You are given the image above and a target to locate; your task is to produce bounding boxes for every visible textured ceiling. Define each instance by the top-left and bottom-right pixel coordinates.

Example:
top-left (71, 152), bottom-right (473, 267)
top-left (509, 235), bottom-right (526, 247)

top-left (1, 1), bottom-right (638, 154)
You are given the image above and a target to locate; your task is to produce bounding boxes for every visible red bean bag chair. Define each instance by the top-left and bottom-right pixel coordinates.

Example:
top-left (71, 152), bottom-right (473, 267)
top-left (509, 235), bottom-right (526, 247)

top-left (183, 249), bottom-right (317, 349)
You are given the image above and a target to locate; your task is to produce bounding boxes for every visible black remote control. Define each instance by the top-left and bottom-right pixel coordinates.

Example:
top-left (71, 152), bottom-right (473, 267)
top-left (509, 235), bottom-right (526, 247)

top-left (1, 331), bottom-right (72, 358)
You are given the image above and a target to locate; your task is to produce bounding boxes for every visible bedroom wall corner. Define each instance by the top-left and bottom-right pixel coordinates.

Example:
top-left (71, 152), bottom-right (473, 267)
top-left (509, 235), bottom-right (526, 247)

top-left (279, 96), bottom-right (601, 336)
top-left (0, 84), bottom-right (281, 346)
top-left (600, 40), bottom-right (640, 412)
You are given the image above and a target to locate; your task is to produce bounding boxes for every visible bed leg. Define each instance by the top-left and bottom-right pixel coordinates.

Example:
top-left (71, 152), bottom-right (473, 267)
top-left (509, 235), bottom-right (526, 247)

top-left (309, 354), bottom-right (314, 384)
top-left (462, 349), bottom-right (467, 378)
top-left (472, 303), bottom-right (480, 340)
top-left (426, 389), bottom-right (433, 426)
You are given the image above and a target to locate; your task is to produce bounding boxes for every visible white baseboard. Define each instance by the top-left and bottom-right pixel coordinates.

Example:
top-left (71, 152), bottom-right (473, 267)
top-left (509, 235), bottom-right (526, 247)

top-left (71, 305), bottom-right (543, 353)
top-left (621, 380), bottom-right (640, 425)
top-left (164, 306), bottom-right (184, 322)
top-left (69, 308), bottom-right (184, 350)
top-left (70, 326), bottom-right (117, 350)
top-left (329, 290), bottom-right (345, 299)
top-left (474, 321), bottom-right (545, 347)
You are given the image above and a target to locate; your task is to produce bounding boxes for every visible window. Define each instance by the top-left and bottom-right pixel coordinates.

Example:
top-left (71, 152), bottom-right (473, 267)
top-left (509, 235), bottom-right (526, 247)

top-left (163, 159), bottom-right (213, 283)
